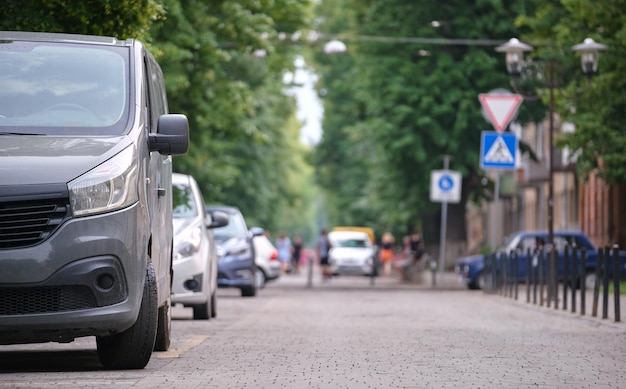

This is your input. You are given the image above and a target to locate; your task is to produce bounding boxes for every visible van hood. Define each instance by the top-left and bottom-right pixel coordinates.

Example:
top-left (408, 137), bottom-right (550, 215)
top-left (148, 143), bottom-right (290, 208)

top-left (0, 135), bottom-right (130, 185)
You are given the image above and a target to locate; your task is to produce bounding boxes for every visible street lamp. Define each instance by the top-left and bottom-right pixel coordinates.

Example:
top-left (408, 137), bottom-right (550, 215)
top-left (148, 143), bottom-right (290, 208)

top-left (496, 37), bottom-right (606, 305)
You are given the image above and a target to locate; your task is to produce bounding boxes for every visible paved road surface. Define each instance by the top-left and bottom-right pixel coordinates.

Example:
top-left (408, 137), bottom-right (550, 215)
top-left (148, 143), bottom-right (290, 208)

top-left (0, 267), bottom-right (624, 388)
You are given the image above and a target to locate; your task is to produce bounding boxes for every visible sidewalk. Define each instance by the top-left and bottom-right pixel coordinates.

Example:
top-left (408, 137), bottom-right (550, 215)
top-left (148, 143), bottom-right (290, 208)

top-left (272, 261), bottom-right (466, 291)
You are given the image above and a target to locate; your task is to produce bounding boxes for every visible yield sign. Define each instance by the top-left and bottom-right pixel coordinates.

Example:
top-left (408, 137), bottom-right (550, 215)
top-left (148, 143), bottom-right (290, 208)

top-left (479, 93), bottom-right (523, 132)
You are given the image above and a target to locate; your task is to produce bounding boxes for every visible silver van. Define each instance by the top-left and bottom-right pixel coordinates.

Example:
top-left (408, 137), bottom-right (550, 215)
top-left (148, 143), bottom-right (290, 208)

top-left (0, 31), bottom-right (189, 369)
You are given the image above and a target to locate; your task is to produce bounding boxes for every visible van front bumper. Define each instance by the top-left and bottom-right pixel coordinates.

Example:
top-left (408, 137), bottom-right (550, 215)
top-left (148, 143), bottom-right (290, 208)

top-left (0, 204), bottom-right (145, 344)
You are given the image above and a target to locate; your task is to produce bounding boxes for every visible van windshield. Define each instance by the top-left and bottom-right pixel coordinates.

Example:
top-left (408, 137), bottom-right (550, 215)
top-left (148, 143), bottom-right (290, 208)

top-left (0, 41), bottom-right (129, 134)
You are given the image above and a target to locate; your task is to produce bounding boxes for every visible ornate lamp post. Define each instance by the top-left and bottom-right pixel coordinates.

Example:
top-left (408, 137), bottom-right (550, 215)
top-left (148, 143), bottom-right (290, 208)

top-left (495, 37), bottom-right (606, 304)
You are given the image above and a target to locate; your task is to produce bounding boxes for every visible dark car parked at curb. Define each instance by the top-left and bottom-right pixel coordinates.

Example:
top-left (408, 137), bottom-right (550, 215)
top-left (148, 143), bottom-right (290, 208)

top-left (206, 205), bottom-right (257, 297)
top-left (0, 31), bottom-right (189, 369)
top-left (455, 230), bottom-right (626, 290)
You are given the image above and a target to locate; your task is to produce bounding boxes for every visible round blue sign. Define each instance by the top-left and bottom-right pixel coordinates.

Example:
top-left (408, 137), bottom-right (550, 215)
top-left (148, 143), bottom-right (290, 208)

top-left (438, 175), bottom-right (454, 192)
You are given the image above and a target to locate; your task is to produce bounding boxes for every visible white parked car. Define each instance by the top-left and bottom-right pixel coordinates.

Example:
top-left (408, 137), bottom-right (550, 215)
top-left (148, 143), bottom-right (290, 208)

top-left (251, 228), bottom-right (281, 288)
top-left (171, 173), bottom-right (227, 320)
top-left (328, 230), bottom-right (376, 276)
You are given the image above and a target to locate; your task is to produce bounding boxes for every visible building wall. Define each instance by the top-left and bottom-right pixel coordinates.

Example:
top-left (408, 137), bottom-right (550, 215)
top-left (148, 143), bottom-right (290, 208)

top-left (581, 171), bottom-right (610, 246)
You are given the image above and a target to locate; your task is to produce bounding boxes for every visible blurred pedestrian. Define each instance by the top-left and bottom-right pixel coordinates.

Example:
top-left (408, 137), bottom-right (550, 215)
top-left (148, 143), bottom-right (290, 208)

top-left (275, 232), bottom-right (292, 274)
top-left (403, 228), bottom-right (424, 265)
top-left (291, 235), bottom-right (303, 274)
top-left (316, 229), bottom-right (332, 280)
top-left (379, 232), bottom-right (395, 276)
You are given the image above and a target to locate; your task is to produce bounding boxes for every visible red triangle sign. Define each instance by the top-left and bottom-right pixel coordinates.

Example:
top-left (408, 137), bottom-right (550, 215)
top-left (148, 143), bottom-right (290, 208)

top-left (479, 93), bottom-right (523, 132)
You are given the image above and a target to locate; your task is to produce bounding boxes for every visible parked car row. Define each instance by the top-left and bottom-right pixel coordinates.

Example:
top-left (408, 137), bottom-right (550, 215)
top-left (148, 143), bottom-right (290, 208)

top-left (172, 182), bottom-right (282, 307)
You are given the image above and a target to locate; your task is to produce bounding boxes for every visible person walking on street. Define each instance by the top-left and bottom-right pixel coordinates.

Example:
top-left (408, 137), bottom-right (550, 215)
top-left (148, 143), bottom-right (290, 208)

top-left (405, 228), bottom-right (424, 264)
top-left (276, 232), bottom-right (292, 274)
top-left (379, 232), bottom-right (395, 277)
top-left (291, 235), bottom-right (303, 274)
top-left (316, 229), bottom-right (332, 280)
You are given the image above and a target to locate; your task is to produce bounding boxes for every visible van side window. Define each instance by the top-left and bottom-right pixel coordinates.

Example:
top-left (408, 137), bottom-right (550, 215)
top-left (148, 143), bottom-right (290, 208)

top-left (144, 54), bottom-right (167, 133)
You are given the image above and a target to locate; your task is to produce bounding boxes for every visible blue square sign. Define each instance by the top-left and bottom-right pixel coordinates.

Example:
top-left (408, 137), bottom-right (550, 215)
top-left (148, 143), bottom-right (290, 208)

top-left (480, 131), bottom-right (517, 170)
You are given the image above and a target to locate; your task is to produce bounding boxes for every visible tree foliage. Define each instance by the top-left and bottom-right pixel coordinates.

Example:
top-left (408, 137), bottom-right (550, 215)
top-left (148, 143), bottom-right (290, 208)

top-left (0, 0), bottom-right (318, 237)
top-left (518, 0), bottom-right (626, 184)
top-left (0, 0), bottom-right (162, 40)
top-left (312, 0), bottom-right (531, 240)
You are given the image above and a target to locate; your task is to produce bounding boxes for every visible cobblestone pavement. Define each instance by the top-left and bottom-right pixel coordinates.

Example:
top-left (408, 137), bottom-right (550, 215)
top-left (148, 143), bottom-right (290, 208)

top-left (0, 267), bottom-right (624, 388)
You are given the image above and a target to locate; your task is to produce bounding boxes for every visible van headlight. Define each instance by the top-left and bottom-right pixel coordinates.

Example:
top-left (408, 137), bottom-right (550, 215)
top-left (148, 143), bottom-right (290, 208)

top-left (68, 146), bottom-right (138, 216)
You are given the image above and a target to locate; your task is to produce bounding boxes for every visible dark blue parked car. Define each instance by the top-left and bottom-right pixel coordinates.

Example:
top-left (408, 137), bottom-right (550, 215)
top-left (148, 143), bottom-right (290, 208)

top-left (206, 205), bottom-right (257, 297)
top-left (455, 230), bottom-right (626, 290)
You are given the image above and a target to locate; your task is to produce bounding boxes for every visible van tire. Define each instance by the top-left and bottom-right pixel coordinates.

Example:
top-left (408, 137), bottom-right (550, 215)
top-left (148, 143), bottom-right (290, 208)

top-left (154, 296), bottom-right (171, 351)
top-left (97, 263), bottom-right (158, 370)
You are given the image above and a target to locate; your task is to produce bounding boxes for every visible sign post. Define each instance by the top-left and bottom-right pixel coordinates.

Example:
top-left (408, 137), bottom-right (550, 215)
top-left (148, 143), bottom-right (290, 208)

top-left (430, 159), bottom-right (461, 286)
top-left (478, 90), bottom-right (522, 249)
top-left (479, 93), bottom-right (523, 132)
top-left (479, 130), bottom-right (518, 249)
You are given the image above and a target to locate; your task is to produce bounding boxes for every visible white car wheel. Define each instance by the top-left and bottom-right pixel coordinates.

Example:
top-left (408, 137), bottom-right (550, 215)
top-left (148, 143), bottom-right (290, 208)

top-left (255, 269), bottom-right (266, 289)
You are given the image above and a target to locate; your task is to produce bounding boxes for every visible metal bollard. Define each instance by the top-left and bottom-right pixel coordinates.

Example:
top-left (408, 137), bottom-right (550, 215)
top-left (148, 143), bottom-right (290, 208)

top-left (307, 253), bottom-right (313, 288)
top-left (571, 247), bottom-right (577, 314)
top-left (538, 250), bottom-right (545, 307)
top-left (613, 244), bottom-right (621, 322)
top-left (526, 247), bottom-right (531, 304)
top-left (603, 246), bottom-right (610, 319)
top-left (580, 248), bottom-right (587, 316)
top-left (563, 246), bottom-right (569, 311)
top-left (592, 248), bottom-right (602, 317)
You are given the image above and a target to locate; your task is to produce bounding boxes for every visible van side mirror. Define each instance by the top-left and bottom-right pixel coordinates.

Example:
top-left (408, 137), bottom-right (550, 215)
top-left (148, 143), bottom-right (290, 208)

top-left (207, 210), bottom-right (229, 229)
top-left (148, 114), bottom-right (189, 155)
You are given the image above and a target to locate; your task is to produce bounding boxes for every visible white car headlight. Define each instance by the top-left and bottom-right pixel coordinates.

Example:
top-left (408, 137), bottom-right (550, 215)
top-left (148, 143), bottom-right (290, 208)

top-left (174, 227), bottom-right (203, 260)
top-left (69, 146), bottom-right (138, 216)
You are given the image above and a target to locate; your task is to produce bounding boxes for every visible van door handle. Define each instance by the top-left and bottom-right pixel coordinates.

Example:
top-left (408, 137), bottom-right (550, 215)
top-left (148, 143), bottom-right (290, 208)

top-left (156, 187), bottom-right (166, 197)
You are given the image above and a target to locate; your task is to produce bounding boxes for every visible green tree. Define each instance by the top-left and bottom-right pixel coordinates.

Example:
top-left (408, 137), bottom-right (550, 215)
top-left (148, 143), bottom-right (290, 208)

top-left (313, 0), bottom-right (533, 240)
top-left (0, 0), bottom-right (162, 40)
top-left (0, 0), bottom-right (320, 237)
top-left (150, 0), bottom-right (315, 233)
top-left (518, 0), bottom-right (626, 184)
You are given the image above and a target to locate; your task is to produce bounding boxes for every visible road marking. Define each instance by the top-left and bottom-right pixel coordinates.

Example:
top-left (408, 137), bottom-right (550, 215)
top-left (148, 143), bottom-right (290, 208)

top-left (156, 335), bottom-right (207, 358)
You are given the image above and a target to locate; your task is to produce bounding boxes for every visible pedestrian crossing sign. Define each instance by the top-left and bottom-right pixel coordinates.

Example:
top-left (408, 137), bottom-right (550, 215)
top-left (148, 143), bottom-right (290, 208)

top-left (480, 131), bottom-right (517, 170)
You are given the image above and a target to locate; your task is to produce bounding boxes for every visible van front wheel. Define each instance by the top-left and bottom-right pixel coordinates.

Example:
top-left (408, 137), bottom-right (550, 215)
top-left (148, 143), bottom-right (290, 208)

top-left (97, 263), bottom-right (158, 369)
top-left (154, 295), bottom-right (171, 351)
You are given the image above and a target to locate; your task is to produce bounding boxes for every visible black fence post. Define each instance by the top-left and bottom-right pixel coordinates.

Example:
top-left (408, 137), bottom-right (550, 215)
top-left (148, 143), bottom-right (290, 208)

top-left (538, 250), bottom-right (545, 307)
top-left (511, 251), bottom-right (519, 300)
top-left (603, 246), bottom-right (610, 319)
top-left (563, 246), bottom-right (569, 311)
top-left (592, 248), bottom-right (602, 317)
top-left (581, 247), bottom-right (587, 316)
top-left (533, 249), bottom-right (538, 305)
top-left (613, 244), bottom-right (621, 323)
top-left (571, 247), bottom-right (577, 314)
top-left (491, 253), bottom-right (498, 293)
top-left (500, 253), bottom-right (505, 297)
top-left (526, 247), bottom-right (531, 304)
